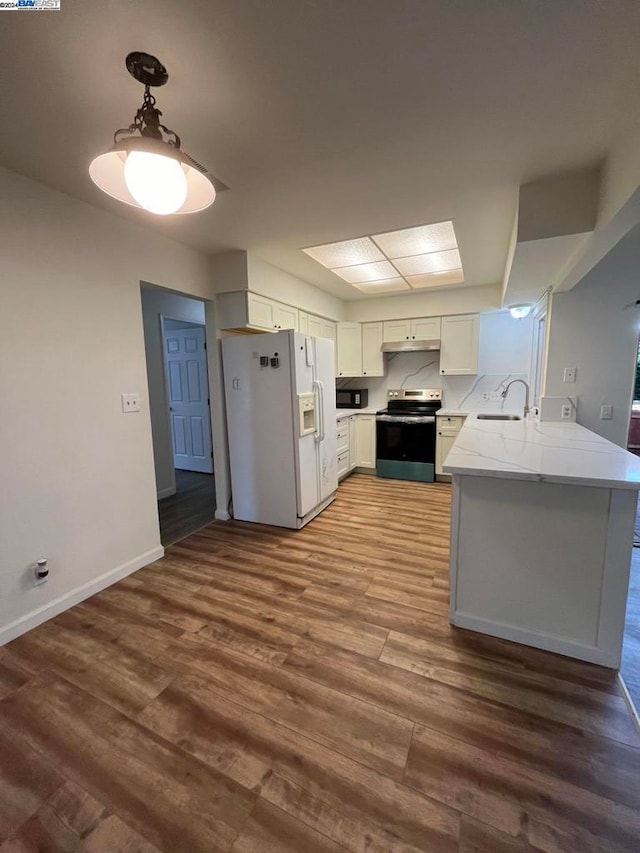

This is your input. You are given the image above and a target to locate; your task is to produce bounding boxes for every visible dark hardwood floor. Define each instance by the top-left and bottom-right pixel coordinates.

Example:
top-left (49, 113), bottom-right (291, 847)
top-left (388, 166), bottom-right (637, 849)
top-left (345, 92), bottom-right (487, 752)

top-left (1, 474), bottom-right (639, 851)
top-left (158, 469), bottom-right (216, 546)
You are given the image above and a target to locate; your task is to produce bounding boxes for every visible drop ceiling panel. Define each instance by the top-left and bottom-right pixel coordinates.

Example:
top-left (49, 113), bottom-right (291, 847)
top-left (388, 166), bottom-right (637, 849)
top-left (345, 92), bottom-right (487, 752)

top-left (406, 269), bottom-right (465, 288)
top-left (372, 220), bottom-right (458, 257)
top-left (331, 259), bottom-right (398, 283)
top-left (393, 249), bottom-right (461, 276)
top-left (352, 277), bottom-right (409, 293)
top-left (303, 237), bottom-right (384, 267)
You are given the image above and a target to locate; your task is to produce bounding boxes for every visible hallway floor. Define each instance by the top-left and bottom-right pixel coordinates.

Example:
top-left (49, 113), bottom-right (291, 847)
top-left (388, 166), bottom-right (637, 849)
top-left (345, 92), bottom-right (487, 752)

top-left (158, 469), bottom-right (216, 546)
top-left (0, 475), bottom-right (639, 851)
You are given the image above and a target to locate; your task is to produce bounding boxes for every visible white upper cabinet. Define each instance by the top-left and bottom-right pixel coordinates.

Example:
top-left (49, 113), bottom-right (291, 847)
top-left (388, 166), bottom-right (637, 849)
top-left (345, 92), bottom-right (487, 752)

top-left (440, 314), bottom-right (479, 375)
top-left (361, 322), bottom-right (385, 377)
top-left (383, 319), bottom-right (412, 342)
top-left (219, 291), bottom-right (299, 332)
top-left (336, 322), bottom-right (363, 377)
top-left (382, 317), bottom-right (441, 342)
top-left (411, 317), bottom-right (441, 341)
top-left (246, 292), bottom-right (276, 330)
top-left (273, 302), bottom-right (299, 331)
top-left (308, 314), bottom-right (337, 343)
top-left (298, 311), bottom-right (309, 334)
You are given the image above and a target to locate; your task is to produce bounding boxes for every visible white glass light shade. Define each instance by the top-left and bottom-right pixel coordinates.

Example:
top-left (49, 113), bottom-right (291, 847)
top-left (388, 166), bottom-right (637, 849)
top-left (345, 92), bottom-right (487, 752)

top-left (124, 151), bottom-right (187, 215)
top-left (89, 137), bottom-right (216, 214)
top-left (509, 304), bottom-right (533, 319)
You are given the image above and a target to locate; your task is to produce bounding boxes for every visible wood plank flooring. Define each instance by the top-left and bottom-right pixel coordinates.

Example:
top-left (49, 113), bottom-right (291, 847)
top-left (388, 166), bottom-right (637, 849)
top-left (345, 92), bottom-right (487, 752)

top-left (1, 474), bottom-right (639, 852)
top-left (158, 469), bottom-right (216, 546)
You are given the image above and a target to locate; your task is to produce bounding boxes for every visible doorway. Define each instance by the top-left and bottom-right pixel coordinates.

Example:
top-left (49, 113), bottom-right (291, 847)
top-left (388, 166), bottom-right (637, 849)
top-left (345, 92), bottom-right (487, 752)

top-left (141, 285), bottom-right (216, 546)
top-left (621, 335), bottom-right (640, 723)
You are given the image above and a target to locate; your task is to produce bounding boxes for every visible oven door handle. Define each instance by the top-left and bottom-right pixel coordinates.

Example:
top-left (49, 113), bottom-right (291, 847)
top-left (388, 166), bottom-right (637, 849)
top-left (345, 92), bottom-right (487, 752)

top-left (376, 414), bottom-right (436, 424)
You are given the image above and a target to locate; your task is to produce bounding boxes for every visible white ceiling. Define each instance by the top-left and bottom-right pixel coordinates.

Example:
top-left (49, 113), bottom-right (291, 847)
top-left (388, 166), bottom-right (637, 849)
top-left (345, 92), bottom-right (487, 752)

top-left (2, 0), bottom-right (640, 300)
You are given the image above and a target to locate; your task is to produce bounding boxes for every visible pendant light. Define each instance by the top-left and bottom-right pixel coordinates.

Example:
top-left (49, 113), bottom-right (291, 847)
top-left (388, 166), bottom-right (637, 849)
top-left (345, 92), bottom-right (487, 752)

top-left (89, 52), bottom-right (224, 215)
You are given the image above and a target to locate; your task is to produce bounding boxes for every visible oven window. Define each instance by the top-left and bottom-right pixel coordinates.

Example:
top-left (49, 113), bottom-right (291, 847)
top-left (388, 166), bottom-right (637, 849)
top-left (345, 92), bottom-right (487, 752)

top-left (376, 419), bottom-right (436, 464)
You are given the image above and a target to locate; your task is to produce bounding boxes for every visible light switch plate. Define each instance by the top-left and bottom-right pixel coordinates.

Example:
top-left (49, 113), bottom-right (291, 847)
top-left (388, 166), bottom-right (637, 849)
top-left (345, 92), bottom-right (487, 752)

top-left (121, 393), bottom-right (141, 413)
top-left (600, 404), bottom-right (613, 420)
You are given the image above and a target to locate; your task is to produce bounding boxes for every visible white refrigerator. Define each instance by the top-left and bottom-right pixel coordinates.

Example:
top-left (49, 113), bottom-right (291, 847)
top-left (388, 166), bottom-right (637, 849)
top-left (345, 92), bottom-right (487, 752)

top-left (222, 330), bottom-right (338, 529)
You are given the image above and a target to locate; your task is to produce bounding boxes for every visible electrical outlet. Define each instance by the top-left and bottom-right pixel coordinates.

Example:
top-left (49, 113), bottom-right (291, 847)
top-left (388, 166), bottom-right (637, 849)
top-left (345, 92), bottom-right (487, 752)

top-left (561, 404), bottom-right (572, 420)
top-left (481, 392), bottom-right (489, 401)
top-left (563, 367), bottom-right (576, 383)
top-left (600, 404), bottom-right (613, 420)
top-left (121, 393), bottom-right (141, 413)
top-left (489, 391), bottom-right (500, 402)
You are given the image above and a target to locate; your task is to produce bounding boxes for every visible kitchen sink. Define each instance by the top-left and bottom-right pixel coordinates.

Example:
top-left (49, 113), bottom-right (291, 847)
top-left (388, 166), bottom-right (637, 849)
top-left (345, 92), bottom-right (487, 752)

top-left (477, 414), bottom-right (522, 421)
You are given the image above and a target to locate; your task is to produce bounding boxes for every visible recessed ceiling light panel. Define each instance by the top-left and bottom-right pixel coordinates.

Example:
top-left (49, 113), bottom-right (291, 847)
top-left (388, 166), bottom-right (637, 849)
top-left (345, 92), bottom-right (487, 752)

top-left (353, 278), bottom-right (409, 293)
top-left (303, 237), bottom-right (384, 268)
top-left (406, 269), bottom-right (465, 289)
top-left (301, 219), bottom-right (465, 296)
top-left (331, 260), bottom-right (398, 284)
top-left (372, 220), bottom-right (457, 258)
top-left (393, 249), bottom-right (461, 276)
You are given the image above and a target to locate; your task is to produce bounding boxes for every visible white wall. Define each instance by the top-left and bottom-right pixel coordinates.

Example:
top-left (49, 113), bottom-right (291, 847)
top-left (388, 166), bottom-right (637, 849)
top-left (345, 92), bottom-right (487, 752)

top-left (347, 311), bottom-right (533, 412)
top-left (545, 224), bottom-right (640, 446)
top-left (141, 286), bottom-right (206, 499)
top-left (0, 167), bottom-right (217, 643)
top-left (247, 254), bottom-right (346, 320)
top-left (345, 283), bottom-right (501, 322)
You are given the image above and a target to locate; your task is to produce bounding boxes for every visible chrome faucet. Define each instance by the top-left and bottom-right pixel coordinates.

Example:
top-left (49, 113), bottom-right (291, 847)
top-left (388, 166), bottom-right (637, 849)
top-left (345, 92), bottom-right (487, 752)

top-left (502, 379), bottom-right (530, 416)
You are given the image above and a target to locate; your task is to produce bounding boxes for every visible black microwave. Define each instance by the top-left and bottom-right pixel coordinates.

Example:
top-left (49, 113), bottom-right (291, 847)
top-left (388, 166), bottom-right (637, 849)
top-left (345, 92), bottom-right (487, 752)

top-left (336, 389), bottom-right (369, 409)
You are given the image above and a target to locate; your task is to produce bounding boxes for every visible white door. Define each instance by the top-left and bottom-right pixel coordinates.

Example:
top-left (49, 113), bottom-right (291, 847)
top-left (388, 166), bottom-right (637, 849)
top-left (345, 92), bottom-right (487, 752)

top-left (164, 325), bottom-right (213, 473)
top-left (354, 415), bottom-right (376, 468)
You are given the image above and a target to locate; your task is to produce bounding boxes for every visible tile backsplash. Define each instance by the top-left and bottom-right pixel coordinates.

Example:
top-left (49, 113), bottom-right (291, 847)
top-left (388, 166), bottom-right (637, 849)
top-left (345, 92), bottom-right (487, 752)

top-left (338, 351), bottom-right (529, 412)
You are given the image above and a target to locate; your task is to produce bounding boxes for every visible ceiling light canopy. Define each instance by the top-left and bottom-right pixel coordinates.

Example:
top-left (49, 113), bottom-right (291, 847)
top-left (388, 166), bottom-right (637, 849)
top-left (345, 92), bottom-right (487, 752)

top-left (302, 220), bottom-right (464, 294)
top-left (89, 52), bottom-right (224, 215)
top-left (508, 303), bottom-right (533, 319)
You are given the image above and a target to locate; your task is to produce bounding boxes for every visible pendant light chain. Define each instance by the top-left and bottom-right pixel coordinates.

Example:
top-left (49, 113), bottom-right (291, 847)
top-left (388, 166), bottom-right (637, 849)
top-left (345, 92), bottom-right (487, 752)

top-left (114, 84), bottom-right (181, 149)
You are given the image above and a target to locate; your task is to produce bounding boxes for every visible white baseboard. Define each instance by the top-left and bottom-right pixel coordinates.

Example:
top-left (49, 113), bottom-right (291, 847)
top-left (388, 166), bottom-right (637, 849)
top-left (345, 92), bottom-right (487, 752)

top-left (157, 486), bottom-right (176, 500)
top-left (618, 673), bottom-right (640, 732)
top-left (0, 545), bottom-right (165, 647)
top-left (214, 509), bottom-right (230, 521)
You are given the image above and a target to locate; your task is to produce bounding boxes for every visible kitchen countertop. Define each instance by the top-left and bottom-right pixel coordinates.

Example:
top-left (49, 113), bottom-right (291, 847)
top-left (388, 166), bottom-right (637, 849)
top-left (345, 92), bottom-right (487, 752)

top-left (443, 416), bottom-right (640, 490)
top-left (335, 409), bottom-right (378, 419)
top-left (437, 408), bottom-right (522, 417)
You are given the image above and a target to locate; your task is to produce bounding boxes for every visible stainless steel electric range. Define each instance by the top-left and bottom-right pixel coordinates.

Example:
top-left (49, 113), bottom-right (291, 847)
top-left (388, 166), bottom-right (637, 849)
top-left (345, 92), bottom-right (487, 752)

top-left (375, 388), bottom-right (442, 483)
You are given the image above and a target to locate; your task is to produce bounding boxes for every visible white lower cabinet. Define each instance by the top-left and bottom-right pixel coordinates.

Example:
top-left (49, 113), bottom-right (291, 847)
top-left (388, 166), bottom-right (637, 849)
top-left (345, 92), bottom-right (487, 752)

top-left (436, 414), bottom-right (466, 479)
top-left (336, 414), bottom-right (376, 480)
top-left (354, 415), bottom-right (376, 468)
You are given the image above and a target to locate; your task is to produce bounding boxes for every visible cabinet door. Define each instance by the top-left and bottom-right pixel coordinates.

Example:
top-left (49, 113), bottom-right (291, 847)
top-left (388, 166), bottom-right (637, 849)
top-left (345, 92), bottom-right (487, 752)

top-left (298, 311), bottom-right (309, 334)
top-left (436, 431), bottom-right (458, 475)
top-left (336, 322), bottom-right (362, 377)
top-left (440, 314), bottom-right (479, 375)
top-left (355, 415), bottom-right (376, 468)
top-left (348, 415), bottom-right (357, 470)
top-left (411, 317), bottom-right (441, 341)
top-left (274, 303), bottom-right (299, 331)
top-left (361, 323), bottom-right (385, 377)
top-left (247, 293), bottom-right (276, 330)
top-left (383, 319), bottom-right (411, 342)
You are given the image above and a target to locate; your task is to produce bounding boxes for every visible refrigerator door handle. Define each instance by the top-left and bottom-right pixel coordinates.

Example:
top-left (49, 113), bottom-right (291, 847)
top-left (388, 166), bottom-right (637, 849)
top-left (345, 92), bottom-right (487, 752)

top-left (313, 379), bottom-right (322, 442)
top-left (317, 380), bottom-right (326, 443)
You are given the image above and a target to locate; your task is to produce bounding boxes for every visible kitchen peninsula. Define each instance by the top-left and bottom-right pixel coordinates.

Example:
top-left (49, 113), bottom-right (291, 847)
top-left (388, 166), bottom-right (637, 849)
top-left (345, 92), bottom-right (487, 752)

top-left (445, 417), bottom-right (640, 667)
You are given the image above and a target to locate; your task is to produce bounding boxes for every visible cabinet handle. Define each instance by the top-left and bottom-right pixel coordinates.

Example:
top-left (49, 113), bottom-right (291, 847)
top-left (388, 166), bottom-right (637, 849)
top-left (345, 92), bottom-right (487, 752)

top-left (412, 336), bottom-right (415, 340)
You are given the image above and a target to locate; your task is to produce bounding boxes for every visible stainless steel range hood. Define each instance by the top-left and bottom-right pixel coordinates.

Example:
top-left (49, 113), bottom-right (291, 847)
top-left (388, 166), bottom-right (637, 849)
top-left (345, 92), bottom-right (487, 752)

top-left (381, 339), bottom-right (441, 353)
